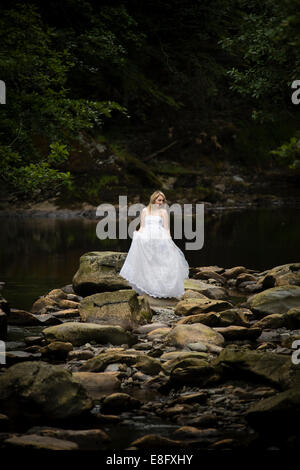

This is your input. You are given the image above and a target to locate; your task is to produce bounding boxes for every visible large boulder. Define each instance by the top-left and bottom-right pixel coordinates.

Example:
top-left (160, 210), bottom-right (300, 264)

top-left (165, 324), bottom-right (225, 349)
top-left (79, 290), bottom-right (152, 330)
top-left (72, 252), bottom-right (130, 296)
top-left (213, 347), bottom-right (300, 390)
top-left (247, 285), bottom-right (300, 317)
top-left (42, 322), bottom-right (137, 347)
top-left (0, 361), bottom-right (93, 423)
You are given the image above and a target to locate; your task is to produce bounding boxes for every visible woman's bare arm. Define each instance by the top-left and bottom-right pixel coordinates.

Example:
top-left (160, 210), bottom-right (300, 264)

top-left (137, 208), bottom-right (146, 231)
top-left (161, 209), bottom-right (171, 236)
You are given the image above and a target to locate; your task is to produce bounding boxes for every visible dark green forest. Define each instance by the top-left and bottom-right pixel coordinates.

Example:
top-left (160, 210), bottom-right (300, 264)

top-left (1, 0), bottom-right (300, 204)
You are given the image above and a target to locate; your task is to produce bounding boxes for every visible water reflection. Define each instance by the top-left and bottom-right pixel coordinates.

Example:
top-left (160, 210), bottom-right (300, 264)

top-left (0, 207), bottom-right (299, 310)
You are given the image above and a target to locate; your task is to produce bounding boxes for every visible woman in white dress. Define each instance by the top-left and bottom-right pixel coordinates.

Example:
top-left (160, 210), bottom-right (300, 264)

top-left (119, 190), bottom-right (189, 299)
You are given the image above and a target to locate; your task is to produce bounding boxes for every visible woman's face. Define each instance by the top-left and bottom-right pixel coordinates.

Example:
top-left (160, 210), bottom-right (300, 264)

top-left (154, 195), bottom-right (165, 206)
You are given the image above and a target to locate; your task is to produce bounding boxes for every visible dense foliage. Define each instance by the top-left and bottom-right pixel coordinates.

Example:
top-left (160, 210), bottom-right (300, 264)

top-left (1, 0), bottom-right (300, 198)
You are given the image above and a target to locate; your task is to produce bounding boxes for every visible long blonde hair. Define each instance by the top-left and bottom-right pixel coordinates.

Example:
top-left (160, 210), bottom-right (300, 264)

top-left (146, 190), bottom-right (167, 215)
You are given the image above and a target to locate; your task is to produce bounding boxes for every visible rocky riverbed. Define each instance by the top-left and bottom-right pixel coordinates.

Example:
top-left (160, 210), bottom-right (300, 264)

top-left (1, 254), bottom-right (300, 451)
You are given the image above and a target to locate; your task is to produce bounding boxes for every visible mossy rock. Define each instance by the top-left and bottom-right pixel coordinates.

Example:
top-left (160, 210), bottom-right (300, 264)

top-left (0, 361), bottom-right (93, 423)
top-left (213, 347), bottom-right (300, 390)
top-left (247, 285), bottom-right (300, 317)
top-left (166, 323), bottom-right (225, 349)
top-left (79, 289), bottom-right (152, 330)
top-left (72, 251), bottom-right (130, 296)
top-left (42, 322), bottom-right (137, 347)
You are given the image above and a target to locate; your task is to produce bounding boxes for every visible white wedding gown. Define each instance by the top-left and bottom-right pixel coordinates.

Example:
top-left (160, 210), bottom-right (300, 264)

top-left (119, 212), bottom-right (189, 299)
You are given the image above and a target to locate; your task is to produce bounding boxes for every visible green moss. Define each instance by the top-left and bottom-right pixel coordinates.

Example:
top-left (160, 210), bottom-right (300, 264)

top-left (139, 309), bottom-right (152, 321)
top-left (99, 265), bottom-right (114, 273)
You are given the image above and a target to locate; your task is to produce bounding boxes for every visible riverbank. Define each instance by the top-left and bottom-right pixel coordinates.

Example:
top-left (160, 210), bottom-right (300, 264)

top-left (1, 163), bottom-right (299, 219)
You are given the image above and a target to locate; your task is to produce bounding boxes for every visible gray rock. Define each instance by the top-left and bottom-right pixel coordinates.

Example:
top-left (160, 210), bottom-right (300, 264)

top-left (3, 434), bottom-right (78, 450)
top-left (42, 322), bottom-right (137, 347)
top-left (213, 347), bottom-right (300, 390)
top-left (24, 426), bottom-right (110, 450)
top-left (79, 290), bottom-right (152, 330)
top-left (73, 372), bottom-right (120, 399)
top-left (186, 341), bottom-right (208, 352)
top-left (247, 285), bottom-right (300, 316)
top-left (72, 251), bottom-right (130, 296)
top-left (183, 279), bottom-right (228, 300)
top-left (0, 361), bottom-right (93, 423)
top-left (175, 298), bottom-right (232, 316)
top-left (165, 323), bottom-right (225, 349)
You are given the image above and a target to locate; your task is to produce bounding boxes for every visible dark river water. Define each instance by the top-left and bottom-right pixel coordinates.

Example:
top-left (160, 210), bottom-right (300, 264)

top-left (1, 206), bottom-right (300, 311)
